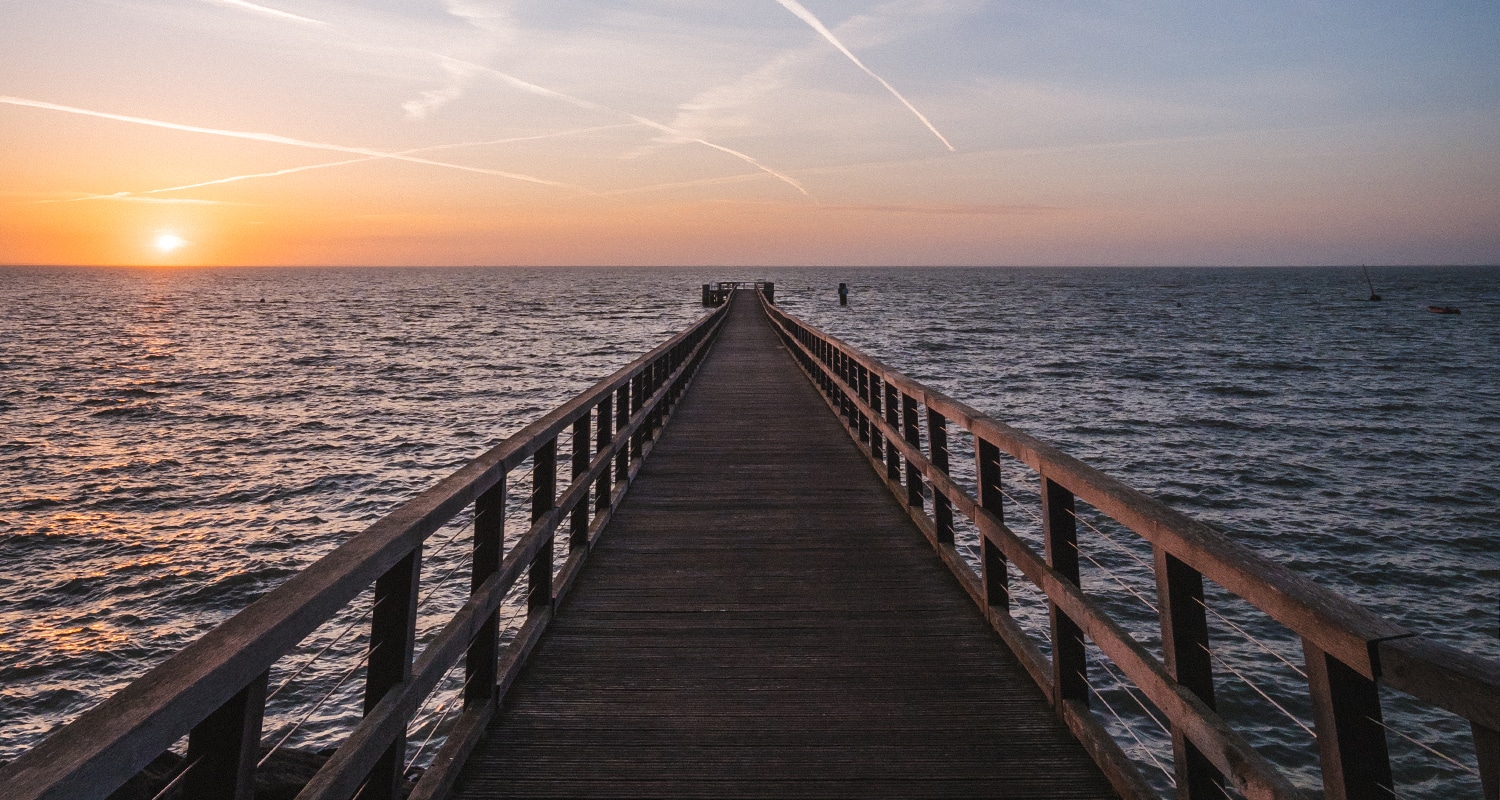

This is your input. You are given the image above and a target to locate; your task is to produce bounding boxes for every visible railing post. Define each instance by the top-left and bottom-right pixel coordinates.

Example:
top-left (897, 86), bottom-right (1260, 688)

top-left (595, 396), bottom-right (612, 516)
top-left (358, 545), bottom-right (421, 800)
top-left (976, 438), bottom-right (1008, 612)
top-left (465, 478), bottom-right (504, 709)
top-left (615, 384), bottom-right (630, 482)
top-left (927, 409), bottom-right (953, 545)
top-left (1042, 476), bottom-right (1088, 707)
top-left (1303, 641), bottom-right (1394, 800)
top-left (1154, 549), bottom-right (1221, 798)
top-left (869, 374), bottom-right (884, 464)
top-left (1474, 723), bottom-right (1499, 800)
top-left (902, 394), bottom-right (923, 509)
top-left (571, 416), bottom-right (591, 549)
top-left (629, 374), bottom-right (644, 462)
top-left (530, 439), bottom-right (557, 614)
top-left (884, 383), bottom-right (901, 482)
top-left (183, 671), bottom-right (267, 800)
top-left (864, 366), bottom-right (876, 447)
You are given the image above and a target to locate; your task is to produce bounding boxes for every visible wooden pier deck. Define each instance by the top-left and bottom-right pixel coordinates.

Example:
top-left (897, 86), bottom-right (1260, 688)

top-left (450, 293), bottom-right (1117, 798)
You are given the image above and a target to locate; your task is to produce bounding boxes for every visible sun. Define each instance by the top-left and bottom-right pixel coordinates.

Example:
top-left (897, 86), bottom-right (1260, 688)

top-left (155, 233), bottom-right (187, 253)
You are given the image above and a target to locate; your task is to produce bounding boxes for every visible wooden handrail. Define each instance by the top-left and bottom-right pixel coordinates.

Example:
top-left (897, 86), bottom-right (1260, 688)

top-left (760, 294), bottom-right (1499, 800)
top-left (0, 299), bottom-right (731, 800)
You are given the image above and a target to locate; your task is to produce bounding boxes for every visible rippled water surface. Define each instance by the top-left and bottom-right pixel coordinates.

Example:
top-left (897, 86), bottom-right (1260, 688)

top-left (2, 265), bottom-right (1496, 794)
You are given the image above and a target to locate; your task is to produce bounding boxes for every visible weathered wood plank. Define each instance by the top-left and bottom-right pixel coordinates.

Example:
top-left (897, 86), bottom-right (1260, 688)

top-left (451, 292), bottom-right (1117, 800)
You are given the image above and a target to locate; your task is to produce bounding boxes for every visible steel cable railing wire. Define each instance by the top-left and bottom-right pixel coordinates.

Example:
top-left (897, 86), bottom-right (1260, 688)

top-left (1082, 667), bottom-right (1177, 786)
top-left (1197, 642), bottom-right (1316, 739)
top-left (1365, 714), bottom-right (1482, 777)
top-left (146, 755), bottom-right (203, 800)
top-left (259, 640), bottom-right (383, 767)
top-left (1092, 653), bottom-right (1174, 741)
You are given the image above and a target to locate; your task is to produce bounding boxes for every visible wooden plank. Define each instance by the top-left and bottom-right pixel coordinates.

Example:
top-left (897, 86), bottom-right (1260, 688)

top-left (450, 293), bottom-right (1117, 800)
top-left (761, 302), bottom-right (1409, 678)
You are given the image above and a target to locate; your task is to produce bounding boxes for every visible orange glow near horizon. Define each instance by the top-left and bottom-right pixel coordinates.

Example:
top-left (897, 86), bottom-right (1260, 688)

top-left (2, 4), bottom-right (1497, 266)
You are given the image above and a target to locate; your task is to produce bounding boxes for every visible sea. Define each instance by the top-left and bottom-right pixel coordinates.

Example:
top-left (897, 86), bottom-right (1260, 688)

top-left (1, 265), bottom-right (1495, 796)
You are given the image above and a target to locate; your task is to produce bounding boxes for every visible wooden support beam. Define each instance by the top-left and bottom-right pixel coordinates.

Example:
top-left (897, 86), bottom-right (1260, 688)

top-left (465, 479), bottom-right (504, 708)
top-left (595, 396), bottom-right (612, 517)
top-left (530, 439), bottom-right (557, 615)
top-left (183, 671), bottom-right (267, 800)
top-left (976, 438), bottom-right (1008, 613)
top-left (1304, 639), bottom-right (1394, 800)
top-left (902, 393), bottom-right (923, 510)
top-left (1155, 548), bottom-right (1221, 799)
top-left (570, 417), bottom-right (591, 550)
top-left (884, 383), bottom-right (901, 482)
top-left (357, 547), bottom-right (421, 800)
top-left (1043, 477), bottom-right (1088, 707)
top-left (928, 408), bottom-right (954, 545)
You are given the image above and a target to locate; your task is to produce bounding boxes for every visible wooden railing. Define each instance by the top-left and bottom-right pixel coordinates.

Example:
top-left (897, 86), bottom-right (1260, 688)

top-left (0, 300), bottom-right (730, 800)
top-left (762, 295), bottom-right (1499, 800)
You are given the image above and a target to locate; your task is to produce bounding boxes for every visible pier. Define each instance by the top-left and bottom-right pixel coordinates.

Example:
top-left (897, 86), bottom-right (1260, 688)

top-left (1, 287), bottom-right (1496, 800)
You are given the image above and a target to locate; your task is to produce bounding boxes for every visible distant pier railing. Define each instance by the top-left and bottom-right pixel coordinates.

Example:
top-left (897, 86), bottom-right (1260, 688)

top-left (0, 301), bottom-right (730, 800)
top-left (763, 293), bottom-right (1499, 800)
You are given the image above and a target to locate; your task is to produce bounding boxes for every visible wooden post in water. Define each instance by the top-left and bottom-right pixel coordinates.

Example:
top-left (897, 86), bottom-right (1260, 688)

top-left (838, 282), bottom-right (848, 306)
top-left (359, 546), bottom-right (422, 800)
top-left (466, 479), bottom-right (504, 708)
top-left (976, 439), bottom-right (1008, 612)
top-left (1154, 549), bottom-right (1221, 798)
top-left (1042, 478), bottom-right (1088, 708)
top-left (1304, 641), bottom-right (1395, 800)
top-left (183, 671), bottom-right (267, 800)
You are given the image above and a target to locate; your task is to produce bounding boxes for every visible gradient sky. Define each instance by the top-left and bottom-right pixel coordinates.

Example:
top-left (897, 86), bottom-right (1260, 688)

top-left (2, 0), bottom-right (1497, 266)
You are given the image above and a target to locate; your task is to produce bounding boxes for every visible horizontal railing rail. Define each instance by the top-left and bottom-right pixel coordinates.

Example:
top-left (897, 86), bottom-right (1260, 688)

top-left (761, 293), bottom-right (1499, 800)
top-left (0, 298), bottom-right (732, 800)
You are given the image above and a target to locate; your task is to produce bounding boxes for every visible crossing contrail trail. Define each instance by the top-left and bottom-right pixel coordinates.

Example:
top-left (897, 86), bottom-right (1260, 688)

top-left (0, 95), bottom-right (589, 192)
top-left (39, 125), bottom-right (642, 204)
top-left (445, 59), bottom-right (812, 198)
top-left (771, 0), bottom-right (953, 151)
top-left (199, 0), bottom-right (329, 26)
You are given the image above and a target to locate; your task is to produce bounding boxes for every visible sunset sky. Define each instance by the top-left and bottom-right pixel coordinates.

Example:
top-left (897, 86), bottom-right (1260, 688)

top-left (3, 0), bottom-right (1497, 267)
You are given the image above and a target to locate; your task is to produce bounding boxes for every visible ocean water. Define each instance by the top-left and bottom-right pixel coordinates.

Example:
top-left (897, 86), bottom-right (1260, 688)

top-left (1, 265), bottom-right (1495, 794)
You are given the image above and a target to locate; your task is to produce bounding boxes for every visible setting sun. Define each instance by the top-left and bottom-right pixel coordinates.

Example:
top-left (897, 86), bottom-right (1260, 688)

top-left (154, 233), bottom-right (187, 254)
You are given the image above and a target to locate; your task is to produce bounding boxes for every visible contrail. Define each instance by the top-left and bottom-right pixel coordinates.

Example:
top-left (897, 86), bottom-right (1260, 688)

top-left (0, 95), bottom-right (588, 192)
top-left (199, 0), bottom-right (329, 26)
top-left (40, 125), bottom-right (642, 204)
top-left (445, 59), bottom-right (812, 198)
top-left (772, 0), bottom-right (953, 151)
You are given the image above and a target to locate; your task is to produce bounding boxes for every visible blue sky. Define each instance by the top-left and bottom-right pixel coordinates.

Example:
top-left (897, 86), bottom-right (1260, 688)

top-left (2, 0), bottom-right (1497, 265)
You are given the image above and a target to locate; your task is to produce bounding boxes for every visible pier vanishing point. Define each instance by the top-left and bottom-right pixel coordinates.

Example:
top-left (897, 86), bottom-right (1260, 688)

top-left (2, 286), bottom-right (1496, 800)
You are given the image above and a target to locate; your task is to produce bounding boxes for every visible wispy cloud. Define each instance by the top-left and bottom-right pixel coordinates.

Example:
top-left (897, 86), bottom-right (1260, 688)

top-left (197, 0), bottom-right (329, 27)
top-left (772, 0), bottom-right (954, 151)
top-left (447, 60), bottom-right (813, 198)
top-left (817, 202), bottom-right (1063, 216)
top-left (403, 57), bottom-right (485, 120)
top-left (34, 125), bottom-right (641, 204)
top-left (0, 95), bottom-right (588, 192)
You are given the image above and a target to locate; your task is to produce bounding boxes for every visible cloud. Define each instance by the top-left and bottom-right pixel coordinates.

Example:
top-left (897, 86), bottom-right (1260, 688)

top-left (816, 202), bottom-right (1064, 215)
top-left (403, 57), bottom-right (486, 120)
top-left (446, 59), bottom-right (813, 198)
top-left (0, 95), bottom-right (589, 192)
top-left (35, 124), bottom-right (642, 204)
top-left (196, 0), bottom-right (329, 27)
top-left (772, 0), bottom-right (954, 151)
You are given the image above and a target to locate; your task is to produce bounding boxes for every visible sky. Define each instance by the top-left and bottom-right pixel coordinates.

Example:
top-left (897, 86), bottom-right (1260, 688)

top-left (1, 0), bottom-right (1497, 267)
